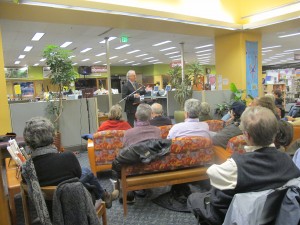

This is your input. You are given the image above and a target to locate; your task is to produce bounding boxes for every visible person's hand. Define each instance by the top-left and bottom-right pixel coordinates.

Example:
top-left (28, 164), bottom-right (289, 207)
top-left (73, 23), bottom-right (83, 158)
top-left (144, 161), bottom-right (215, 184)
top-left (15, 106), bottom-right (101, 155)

top-left (134, 93), bottom-right (140, 98)
top-left (286, 116), bottom-right (295, 122)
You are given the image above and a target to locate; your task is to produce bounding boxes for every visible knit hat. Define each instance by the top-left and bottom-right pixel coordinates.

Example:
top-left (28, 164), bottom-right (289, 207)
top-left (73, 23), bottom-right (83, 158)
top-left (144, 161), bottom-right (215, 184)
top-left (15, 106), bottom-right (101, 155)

top-left (231, 101), bottom-right (246, 118)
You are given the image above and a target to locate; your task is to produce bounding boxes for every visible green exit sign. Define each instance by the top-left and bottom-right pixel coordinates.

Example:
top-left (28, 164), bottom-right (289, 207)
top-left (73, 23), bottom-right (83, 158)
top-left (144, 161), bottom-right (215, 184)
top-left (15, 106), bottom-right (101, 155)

top-left (120, 36), bottom-right (129, 43)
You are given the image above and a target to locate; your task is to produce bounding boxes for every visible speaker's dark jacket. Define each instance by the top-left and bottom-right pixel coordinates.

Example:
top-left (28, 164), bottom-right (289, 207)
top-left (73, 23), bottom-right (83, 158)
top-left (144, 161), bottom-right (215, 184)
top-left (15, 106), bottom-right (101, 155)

top-left (122, 81), bottom-right (146, 113)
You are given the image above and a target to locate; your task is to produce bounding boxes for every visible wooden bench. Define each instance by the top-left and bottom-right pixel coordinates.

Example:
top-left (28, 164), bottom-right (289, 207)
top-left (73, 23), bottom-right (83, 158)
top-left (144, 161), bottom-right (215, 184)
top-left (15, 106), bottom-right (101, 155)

top-left (119, 136), bottom-right (214, 216)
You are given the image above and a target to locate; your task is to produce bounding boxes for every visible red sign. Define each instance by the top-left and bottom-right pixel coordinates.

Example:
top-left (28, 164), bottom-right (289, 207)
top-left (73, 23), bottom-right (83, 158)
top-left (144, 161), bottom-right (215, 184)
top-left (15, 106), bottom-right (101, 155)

top-left (170, 60), bottom-right (183, 68)
top-left (91, 66), bottom-right (107, 73)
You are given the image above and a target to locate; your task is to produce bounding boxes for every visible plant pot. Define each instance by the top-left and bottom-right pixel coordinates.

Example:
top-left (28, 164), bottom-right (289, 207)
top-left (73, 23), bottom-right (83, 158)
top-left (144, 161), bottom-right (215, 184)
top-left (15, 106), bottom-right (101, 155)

top-left (174, 110), bottom-right (185, 123)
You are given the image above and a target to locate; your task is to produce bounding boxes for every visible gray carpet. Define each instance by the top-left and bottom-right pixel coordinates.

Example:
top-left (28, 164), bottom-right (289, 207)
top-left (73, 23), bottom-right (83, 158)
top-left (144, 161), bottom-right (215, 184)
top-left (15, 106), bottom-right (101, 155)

top-left (15, 151), bottom-right (197, 225)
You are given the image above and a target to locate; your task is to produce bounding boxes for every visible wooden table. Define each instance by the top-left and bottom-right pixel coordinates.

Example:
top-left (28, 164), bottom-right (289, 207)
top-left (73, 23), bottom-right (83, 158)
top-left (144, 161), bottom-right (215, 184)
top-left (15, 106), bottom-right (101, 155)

top-left (5, 158), bottom-right (21, 225)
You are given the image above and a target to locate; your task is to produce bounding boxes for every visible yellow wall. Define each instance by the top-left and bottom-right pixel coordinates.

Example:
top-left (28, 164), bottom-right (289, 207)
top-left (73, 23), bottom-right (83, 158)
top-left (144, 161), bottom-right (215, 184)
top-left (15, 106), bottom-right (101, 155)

top-left (0, 28), bottom-right (11, 134)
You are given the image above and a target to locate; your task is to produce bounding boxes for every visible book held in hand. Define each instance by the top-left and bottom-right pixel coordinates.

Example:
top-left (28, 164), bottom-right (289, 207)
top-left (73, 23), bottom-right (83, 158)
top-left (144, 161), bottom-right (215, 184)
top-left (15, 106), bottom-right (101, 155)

top-left (7, 139), bottom-right (28, 166)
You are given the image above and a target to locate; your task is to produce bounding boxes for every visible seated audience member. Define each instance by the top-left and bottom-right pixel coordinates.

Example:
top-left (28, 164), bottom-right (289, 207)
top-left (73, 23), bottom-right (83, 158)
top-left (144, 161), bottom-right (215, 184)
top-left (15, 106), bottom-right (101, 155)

top-left (149, 103), bottom-right (172, 126)
top-left (212, 101), bottom-right (246, 149)
top-left (97, 104), bottom-right (131, 131)
top-left (187, 106), bottom-right (300, 225)
top-left (257, 96), bottom-right (280, 119)
top-left (199, 102), bottom-right (212, 121)
top-left (274, 89), bottom-right (285, 118)
top-left (23, 117), bottom-right (117, 210)
top-left (167, 98), bottom-right (210, 139)
top-left (123, 103), bottom-right (161, 147)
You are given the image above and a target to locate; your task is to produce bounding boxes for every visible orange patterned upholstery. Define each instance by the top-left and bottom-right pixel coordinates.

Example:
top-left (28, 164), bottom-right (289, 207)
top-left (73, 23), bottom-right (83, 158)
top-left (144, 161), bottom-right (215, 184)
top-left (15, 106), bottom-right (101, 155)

top-left (225, 134), bottom-right (247, 154)
top-left (158, 125), bottom-right (173, 139)
top-left (205, 120), bottom-right (224, 132)
top-left (123, 136), bottom-right (214, 176)
top-left (88, 130), bottom-right (125, 175)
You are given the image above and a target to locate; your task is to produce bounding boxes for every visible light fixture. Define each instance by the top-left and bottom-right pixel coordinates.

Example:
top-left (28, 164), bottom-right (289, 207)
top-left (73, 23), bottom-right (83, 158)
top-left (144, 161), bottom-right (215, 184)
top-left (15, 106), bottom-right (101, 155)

top-left (80, 48), bottom-right (92, 53)
top-left (195, 49), bottom-right (212, 53)
top-left (135, 54), bottom-right (148, 58)
top-left (152, 41), bottom-right (171, 46)
top-left (169, 55), bottom-right (181, 59)
top-left (262, 45), bottom-right (281, 50)
top-left (148, 59), bottom-right (159, 62)
top-left (95, 53), bottom-right (106, 56)
top-left (125, 61), bottom-right (135, 64)
top-left (72, 63), bottom-right (78, 65)
top-left (32, 32), bottom-right (45, 41)
top-left (119, 59), bottom-right (128, 62)
top-left (81, 58), bottom-right (90, 62)
top-left (15, 61), bottom-right (20, 64)
top-left (143, 57), bottom-right (154, 60)
top-left (160, 47), bottom-right (176, 52)
top-left (18, 55), bottom-right (26, 59)
top-left (194, 44), bottom-right (213, 49)
top-left (109, 56), bottom-right (118, 59)
top-left (99, 37), bottom-right (117, 44)
top-left (284, 48), bottom-right (300, 52)
top-left (197, 56), bottom-right (210, 60)
top-left (33, 63), bottom-right (39, 66)
top-left (153, 62), bottom-right (163, 64)
top-left (165, 51), bottom-right (180, 55)
top-left (132, 63), bottom-right (141, 65)
top-left (40, 58), bottom-right (46, 62)
top-left (24, 46), bottom-right (33, 52)
top-left (94, 61), bottom-right (101, 64)
top-left (261, 50), bottom-right (273, 53)
top-left (196, 53), bottom-right (212, 57)
top-left (60, 42), bottom-right (73, 48)
top-left (68, 55), bottom-right (76, 58)
top-left (115, 44), bottom-right (130, 49)
top-left (279, 32), bottom-right (300, 38)
top-left (127, 50), bottom-right (141, 54)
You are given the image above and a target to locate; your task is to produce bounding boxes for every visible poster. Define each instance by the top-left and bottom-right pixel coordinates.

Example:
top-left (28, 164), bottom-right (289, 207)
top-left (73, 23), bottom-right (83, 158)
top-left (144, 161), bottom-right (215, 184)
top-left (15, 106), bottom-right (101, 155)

top-left (217, 75), bottom-right (222, 90)
top-left (5, 67), bottom-right (28, 78)
top-left (246, 41), bottom-right (258, 97)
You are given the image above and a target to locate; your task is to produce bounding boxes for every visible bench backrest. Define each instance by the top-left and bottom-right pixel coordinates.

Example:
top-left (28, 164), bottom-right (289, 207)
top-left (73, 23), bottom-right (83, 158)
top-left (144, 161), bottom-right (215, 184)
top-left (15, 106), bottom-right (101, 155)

top-left (206, 120), bottom-right (224, 132)
top-left (158, 125), bottom-right (173, 139)
top-left (226, 134), bottom-right (247, 154)
top-left (123, 136), bottom-right (214, 176)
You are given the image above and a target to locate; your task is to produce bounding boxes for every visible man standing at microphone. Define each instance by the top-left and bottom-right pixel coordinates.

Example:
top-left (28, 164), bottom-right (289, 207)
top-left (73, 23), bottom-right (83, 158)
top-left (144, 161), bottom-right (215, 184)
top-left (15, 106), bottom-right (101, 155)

top-left (122, 70), bottom-right (146, 127)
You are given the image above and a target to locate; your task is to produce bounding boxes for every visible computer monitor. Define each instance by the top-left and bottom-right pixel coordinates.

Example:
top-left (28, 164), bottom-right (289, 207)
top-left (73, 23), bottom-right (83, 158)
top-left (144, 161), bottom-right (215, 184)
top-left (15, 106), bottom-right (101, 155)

top-left (153, 86), bottom-right (159, 92)
top-left (165, 85), bottom-right (171, 91)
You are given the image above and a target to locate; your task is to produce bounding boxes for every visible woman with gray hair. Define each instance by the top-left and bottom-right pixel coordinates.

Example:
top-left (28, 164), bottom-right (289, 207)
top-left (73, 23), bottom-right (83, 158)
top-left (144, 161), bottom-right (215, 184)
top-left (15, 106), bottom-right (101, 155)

top-left (97, 104), bottom-right (131, 131)
top-left (199, 102), bottom-right (212, 121)
top-left (24, 117), bottom-right (117, 209)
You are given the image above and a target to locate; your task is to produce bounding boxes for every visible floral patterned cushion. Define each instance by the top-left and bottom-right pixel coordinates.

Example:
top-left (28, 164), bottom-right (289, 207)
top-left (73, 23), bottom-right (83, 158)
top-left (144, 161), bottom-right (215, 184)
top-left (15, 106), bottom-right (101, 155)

top-left (158, 125), bottom-right (173, 139)
top-left (226, 135), bottom-right (246, 154)
top-left (93, 130), bottom-right (125, 165)
top-left (124, 136), bottom-right (214, 176)
top-left (205, 120), bottom-right (224, 132)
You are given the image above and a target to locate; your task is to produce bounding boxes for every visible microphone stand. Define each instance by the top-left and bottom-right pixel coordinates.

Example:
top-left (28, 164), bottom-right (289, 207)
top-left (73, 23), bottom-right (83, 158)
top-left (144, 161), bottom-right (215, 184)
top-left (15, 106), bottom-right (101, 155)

top-left (118, 86), bottom-right (144, 104)
top-left (84, 74), bottom-right (91, 134)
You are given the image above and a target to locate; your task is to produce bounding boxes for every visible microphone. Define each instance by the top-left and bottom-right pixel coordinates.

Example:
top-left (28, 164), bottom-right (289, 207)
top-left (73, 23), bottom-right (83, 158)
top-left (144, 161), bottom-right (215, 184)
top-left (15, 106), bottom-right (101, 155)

top-left (138, 83), bottom-right (146, 88)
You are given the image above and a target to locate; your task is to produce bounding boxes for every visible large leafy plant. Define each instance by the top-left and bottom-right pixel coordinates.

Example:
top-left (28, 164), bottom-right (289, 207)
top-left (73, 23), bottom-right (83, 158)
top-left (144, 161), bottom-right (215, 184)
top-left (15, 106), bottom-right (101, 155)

top-left (43, 45), bottom-right (78, 131)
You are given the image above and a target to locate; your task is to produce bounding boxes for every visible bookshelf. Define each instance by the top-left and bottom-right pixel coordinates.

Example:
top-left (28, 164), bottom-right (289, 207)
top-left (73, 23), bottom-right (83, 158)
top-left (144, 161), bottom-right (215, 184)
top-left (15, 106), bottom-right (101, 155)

top-left (263, 83), bottom-right (286, 106)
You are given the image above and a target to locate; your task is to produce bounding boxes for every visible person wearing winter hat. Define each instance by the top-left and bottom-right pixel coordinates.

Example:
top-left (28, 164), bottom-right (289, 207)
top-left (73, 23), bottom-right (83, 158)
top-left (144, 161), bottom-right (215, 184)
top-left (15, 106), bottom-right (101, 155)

top-left (212, 101), bottom-right (246, 149)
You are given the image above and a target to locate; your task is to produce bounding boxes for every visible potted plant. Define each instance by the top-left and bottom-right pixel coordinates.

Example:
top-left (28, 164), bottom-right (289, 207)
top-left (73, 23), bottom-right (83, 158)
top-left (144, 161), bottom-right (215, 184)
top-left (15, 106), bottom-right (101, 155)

top-left (187, 61), bottom-right (205, 91)
top-left (43, 45), bottom-right (78, 149)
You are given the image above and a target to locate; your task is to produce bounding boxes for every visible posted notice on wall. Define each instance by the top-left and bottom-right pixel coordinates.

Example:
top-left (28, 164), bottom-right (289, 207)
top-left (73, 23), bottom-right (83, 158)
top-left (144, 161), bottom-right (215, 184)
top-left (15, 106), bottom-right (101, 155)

top-left (217, 75), bottom-right (222, 90)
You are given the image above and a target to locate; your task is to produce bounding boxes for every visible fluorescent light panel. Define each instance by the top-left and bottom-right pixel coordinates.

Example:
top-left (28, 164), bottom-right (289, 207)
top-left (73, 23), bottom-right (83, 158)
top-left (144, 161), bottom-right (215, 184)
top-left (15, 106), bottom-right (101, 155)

top-left (153, 62), bottom-right (163, 64)
top-left (68, 55), bottom-right (76, 58)
top-left (197, 53), bottom-right (212, 57)
top-left (160, 47), bottom-right (176, 52)
top-left (72, 63), bottom-right (78, 65)
top-left (80, 48), bottom-right (92, 53)
top-left (119, 59), bottom-right (127, 62)
top-left (195, 49), bottom-right (212, 53)
top-left (95, 53), bottom-right (106, 56)
top-left (94, 61), bottom-right (101, 64)
top-left (109, 56), bottom-right (118, 59)
top-left (262, 50), bottom-right (272, 53)
top-left (169, 55), bottom-right (181, 59)
top-left (81, 58), bottom-right (90, 61)
top-left (60, 42), bottom-right (72, 48)
top-left (195, 44), bottom-right (213, 49)
top-left (135, 54), bottom-right (148, 57)
top-left (127, 50), bottom-right (140, 54)
top-left (152, 40), bottom-right (171, 46)
top-left (143, 57), bottom-right (154, 60)
top-left (31, 32), bottom-right (44, 41)
top-left (115, 44), bottom-right (130, 49)
top-left (14, 61), bottom-right (20, 64)
top-left (18, 55), bottom-right (25, 59)
top-left (165, 51), bottom-right (180, 55)
top-left (40, 58), bottom-right (46, 62)
top-left (33, 63), bottom-right (39, 66)
top-left (24, 46), bottom-right (33, 52)
top-left (262, 45), bottom-right (281, 50)
top-left (148, 59), bottom-right (159, 62)
top-left (99, 37), bottom-right (117, 44)
top-left (132, 63), bottom-right (141, 65)
top-left (284, 48), bottom-right (300, 52)
top-left (125, 61), bottom-right (135, 64)
top-left (278, 32), bottom-right (300, 38)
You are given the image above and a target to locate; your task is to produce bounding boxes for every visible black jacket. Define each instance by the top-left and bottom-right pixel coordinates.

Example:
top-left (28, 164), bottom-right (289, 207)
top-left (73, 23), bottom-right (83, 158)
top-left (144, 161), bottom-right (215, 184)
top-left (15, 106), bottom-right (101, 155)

top-left (122, 81), bottom-right (146, 113)
top-left (112, 139), bottom-right (172, 178)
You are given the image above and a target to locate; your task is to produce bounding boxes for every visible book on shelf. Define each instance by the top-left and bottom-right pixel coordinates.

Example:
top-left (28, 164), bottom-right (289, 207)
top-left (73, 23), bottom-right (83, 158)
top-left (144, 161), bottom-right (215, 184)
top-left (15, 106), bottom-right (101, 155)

top-left (7, 139), bottom-right (29, 166)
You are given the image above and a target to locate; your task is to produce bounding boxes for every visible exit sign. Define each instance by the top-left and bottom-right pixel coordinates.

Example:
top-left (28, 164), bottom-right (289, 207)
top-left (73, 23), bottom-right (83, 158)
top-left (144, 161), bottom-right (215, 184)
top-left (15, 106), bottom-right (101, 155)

top-left (120, 36), bottom-right (128, 43)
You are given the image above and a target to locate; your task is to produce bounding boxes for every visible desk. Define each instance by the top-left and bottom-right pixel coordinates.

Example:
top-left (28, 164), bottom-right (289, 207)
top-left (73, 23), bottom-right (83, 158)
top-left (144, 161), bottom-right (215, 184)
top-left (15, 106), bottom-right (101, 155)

top-left (5, 158), bottom-right (21, 225)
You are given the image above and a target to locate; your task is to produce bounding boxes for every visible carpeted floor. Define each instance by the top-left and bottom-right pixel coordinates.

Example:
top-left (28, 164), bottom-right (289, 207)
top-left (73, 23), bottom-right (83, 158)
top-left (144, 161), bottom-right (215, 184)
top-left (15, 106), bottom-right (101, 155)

top-left (14, 151), bottom-right (198, 225)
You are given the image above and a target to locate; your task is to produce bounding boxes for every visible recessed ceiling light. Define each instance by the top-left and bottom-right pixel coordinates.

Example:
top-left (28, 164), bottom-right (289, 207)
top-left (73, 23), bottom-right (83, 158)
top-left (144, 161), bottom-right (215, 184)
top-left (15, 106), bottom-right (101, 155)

top-left (115, 44), bottom-right (130, 49)
top-left (196, 53), bottom-right (212, 57)
top-left (195, 49), bottom-right (213, 53)
top-left (198, 56), bottom-right (210, 60)
top-left (24, 46), bottom-right (33, 52)
top-left (278, 32), bottom-right (300, 38)
top-left (18, 55), bottom-right (26, 59)
top-left (119, 59), bottom-right (127, 62)
top-left (284, 48), bottom-right (300, 52)
top-left (148, 59), bottom-right (159, 62)
top-left (169, 55), bottom-right (181, 59)
top-left (194, 44), bottom-right (213, 49)
top-left (60, 42), bottom-right (73, 48)
top-left (72, 63), bottom-right (78, 65)
top-left (127, 50), bottom-right (141, 54)
top-left (262, 45), bottom-right (281, 50)
top-left (80, 48), bottom-right (92, 53)
top-left (99, 37), bottom-right (117, 44)
top-left (135, 54), bottom-right (148, 57)
top-left (153, 62), bottom-right (163, 64)
top-left (152, 40), bottom-right (171, 46)
top-left (262, 50), bottom-right (273, 53)
top-left (95, 53), bottom-right (106, 56)
top-left (14, 61), bottom-right (20, 64)
top-left (132, 63), bottom-right (141, 65)
top-left (33, 63), bottom-right (39, 66)
top-left (109, 56), bottom-right (118, 59)
top-left (68, 55), bottom-right (76, 58)
top-left (165, 51), bottom-right (180, 55)
top-left (125, 61), bottom-right (135, 64)
top-left (143, 57), bottom-right (154, 60)
top-left (160, 47), bottom-right (176, 52)
top-left (81, 58), bottom-right (90, 62)
top-left (94, 61), bottom-right (101, 64)
top-left (31, 32), bottom-right (45, 41)
top-left (40, 58), bottom-right (46, 62)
